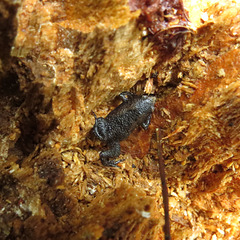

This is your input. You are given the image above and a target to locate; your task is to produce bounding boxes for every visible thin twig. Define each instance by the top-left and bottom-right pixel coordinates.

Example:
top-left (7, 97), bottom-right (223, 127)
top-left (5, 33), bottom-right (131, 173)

top-left (156, 128), bottom-right (171, 240)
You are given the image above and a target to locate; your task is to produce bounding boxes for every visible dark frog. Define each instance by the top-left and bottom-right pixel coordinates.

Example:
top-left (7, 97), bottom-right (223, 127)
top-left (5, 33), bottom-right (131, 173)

top-left (93, 92), bottom-right (156, 167)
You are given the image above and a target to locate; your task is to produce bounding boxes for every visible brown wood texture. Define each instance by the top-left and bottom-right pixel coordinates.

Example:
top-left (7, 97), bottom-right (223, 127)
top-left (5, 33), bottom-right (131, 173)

top-left (0, 0), bottom-right (240, 239)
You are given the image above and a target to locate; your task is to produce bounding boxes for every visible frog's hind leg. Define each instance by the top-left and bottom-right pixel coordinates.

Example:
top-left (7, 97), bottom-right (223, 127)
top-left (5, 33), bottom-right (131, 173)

top-left (100, 142), bottom-right (124, 167)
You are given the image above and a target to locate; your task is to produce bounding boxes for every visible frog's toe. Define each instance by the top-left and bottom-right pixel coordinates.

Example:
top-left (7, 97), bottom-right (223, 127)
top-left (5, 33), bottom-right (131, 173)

top-left (101, 158), bottom-right (125, 167)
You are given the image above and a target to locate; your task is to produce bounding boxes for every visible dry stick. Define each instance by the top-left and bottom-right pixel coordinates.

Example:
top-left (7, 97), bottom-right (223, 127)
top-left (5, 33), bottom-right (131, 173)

top-left (156, 128), bottom-right (171, 240)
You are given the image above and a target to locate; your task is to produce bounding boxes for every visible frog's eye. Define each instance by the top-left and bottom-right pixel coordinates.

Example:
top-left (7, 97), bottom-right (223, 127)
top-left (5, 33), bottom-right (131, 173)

top-left (93, 117), bottom-right (108, 141)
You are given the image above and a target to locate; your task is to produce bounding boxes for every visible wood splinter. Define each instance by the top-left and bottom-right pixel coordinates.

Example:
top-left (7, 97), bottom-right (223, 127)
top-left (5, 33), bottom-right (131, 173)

top-left (156, 128), bottom-right (171, 240)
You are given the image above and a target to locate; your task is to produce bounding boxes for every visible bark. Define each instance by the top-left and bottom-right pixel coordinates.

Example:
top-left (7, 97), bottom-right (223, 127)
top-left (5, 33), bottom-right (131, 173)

top-left (0, 0), bottom-right (240, 239)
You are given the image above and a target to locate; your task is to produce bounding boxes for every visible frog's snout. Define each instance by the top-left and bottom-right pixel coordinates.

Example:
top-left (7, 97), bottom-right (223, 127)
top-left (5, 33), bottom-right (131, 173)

top-left (143, 95), bottom-right (156, 105)
top-left (149, 95), bottom-right (156, 103)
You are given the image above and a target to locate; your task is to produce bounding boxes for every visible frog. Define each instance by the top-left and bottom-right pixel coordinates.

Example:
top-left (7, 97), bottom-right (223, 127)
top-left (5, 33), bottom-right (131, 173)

top-left (92, 91), bottom-right (156, 167)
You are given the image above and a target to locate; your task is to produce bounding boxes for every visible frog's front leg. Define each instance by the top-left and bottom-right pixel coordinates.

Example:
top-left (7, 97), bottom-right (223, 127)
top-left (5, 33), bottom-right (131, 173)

top-left (119, 91), bottom-right (134, 102)
top-left (141, 115), bottom-right (152, 130)
top-left (100, 141), bottom-right (124, 167)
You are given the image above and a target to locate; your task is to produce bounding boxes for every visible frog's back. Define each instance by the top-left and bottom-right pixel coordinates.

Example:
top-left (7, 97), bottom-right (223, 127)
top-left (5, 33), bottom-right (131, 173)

top-left (105, 94), bottom-right (155, 142)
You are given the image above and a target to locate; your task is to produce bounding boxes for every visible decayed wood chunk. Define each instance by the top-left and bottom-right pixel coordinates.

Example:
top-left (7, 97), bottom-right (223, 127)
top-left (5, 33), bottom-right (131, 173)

top-left (0, 0), bottom-right (240, 239)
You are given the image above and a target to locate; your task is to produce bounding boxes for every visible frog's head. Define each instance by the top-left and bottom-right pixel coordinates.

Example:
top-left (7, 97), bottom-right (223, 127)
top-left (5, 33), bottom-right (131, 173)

top-left (92, 112), bottom-right (108, 141)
